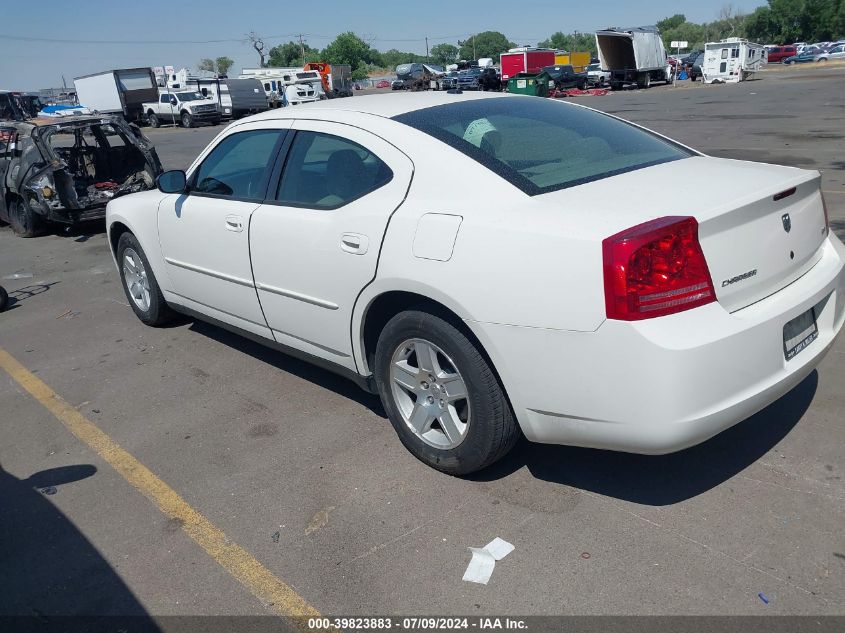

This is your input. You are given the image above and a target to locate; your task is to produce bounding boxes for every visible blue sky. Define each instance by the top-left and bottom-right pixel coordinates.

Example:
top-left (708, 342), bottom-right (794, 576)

top-left (2, 0), bottom-right (761, 91)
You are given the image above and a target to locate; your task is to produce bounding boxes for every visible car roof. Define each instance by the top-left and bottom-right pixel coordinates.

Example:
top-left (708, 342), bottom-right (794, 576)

top-left (245, 91), bottom-right (518, 121)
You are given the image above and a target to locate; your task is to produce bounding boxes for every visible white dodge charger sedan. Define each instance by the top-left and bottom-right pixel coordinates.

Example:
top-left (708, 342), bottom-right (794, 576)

top-left (106, 92), bottom-right (845, 474)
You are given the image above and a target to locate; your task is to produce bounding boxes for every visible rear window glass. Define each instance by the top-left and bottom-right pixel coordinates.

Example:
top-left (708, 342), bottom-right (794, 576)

top-left (393, 97), bottom-right (692, 196)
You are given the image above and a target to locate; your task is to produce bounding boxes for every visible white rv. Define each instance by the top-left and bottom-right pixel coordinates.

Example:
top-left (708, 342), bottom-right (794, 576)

top-left (701, 38), bottom-right (767, 83)
top-left (239, 68), bottom-right (323, 106)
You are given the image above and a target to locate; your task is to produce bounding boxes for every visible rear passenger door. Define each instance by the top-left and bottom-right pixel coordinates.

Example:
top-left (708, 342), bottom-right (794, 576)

top-left (249, 121), bottom-right (413, 370)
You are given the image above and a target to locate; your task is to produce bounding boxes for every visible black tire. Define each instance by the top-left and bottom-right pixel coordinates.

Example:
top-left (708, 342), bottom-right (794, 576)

top-left (578, 80), bottom-right (587, 90)
top-left (181, 112), bottom-right (193, 128)
top-left (147, 112), bottom-right (160, 128)
top-left (116, 232), bottom-right (174, 326)
top-left (374, 310), bottom-right (520, 475)
top-left (8, 196), bottom-right (45, 238)
top-left (0, 286), bottom-right (8, 312)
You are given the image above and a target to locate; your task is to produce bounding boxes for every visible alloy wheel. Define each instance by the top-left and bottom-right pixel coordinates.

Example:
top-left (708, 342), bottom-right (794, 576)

top-left (122, 248), bottom-right (151, 312)
top-left (389, 338), bottom-right (471, 449)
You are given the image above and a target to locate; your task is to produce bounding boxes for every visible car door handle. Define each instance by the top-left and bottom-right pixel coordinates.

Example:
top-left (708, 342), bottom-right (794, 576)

top-left (225, 215), bottom-right (244, 232)
top-left (340, 233), bottom-right (369, 255)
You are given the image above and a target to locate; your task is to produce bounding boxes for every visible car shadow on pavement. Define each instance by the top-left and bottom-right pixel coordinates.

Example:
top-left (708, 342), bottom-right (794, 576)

top-left (471, 370), bottom-right (818, 506)
top-left (188, 320), bottom-right (386, 417)
top-left (0, 463), bottom-right (159, 628)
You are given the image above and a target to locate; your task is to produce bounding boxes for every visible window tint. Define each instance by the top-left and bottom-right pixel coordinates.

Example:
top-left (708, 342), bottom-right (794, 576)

top-left (393, 97), bottom-right (692, 196)
top-left (159, 94), bottom-right (170, 103)
top-left (276, 131), bottom-right (393, 209)
top-left (192, 129), bottom-right (282, 200)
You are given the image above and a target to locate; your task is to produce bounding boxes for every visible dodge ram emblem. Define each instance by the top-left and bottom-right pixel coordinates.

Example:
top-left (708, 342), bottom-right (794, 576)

top-left (782, 213), bottom-right (791, 233)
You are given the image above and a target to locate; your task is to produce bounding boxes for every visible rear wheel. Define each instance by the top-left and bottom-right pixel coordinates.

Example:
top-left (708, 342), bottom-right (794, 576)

top-left (181, 112), bottom-right (193, 128)
top-left (375, 310), bottom-right (520, 475)
top-left (8, 197), bottom-right (45, 238)
top-left (117, 232), bottom-right (174, 326)
top-left (147, 112), bottom-right (160, 128)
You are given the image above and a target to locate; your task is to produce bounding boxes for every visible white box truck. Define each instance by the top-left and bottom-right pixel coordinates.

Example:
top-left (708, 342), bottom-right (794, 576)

top-left (74, 68), bottom-right (159, 122)
top-left (595, 26), bottom-right (672, 89)
top-left (701, 38), bottom-right (767, 83)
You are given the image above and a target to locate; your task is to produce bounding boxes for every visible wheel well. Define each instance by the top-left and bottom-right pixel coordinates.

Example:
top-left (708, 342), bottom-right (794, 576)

top-left (361, 291), bottom-right (488, 374)
top-left (109, 221), bottom-right (131, 255)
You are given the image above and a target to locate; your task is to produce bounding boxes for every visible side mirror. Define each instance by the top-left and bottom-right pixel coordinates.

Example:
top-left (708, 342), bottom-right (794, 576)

top-left (170, 97), bottom-right (178, 106)
top-left (156, 170), bottom-right (187, 194)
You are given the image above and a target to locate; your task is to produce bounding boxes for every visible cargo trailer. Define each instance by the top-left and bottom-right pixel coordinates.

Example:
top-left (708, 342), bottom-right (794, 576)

top-left (500, 48), bottom-right (556, 81)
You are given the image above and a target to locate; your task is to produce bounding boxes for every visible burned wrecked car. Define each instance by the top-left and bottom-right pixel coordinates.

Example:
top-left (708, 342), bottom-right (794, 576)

top-left (0, 115), bottom-right (162, 237)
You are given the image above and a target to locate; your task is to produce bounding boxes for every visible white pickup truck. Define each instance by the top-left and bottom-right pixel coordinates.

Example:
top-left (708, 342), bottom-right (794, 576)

top-left (142, 91), bottom-right (221, 128)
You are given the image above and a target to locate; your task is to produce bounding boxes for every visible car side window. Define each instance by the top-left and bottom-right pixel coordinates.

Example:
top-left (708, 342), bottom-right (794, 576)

top-left (192, 129), bottom-right (283, 200)
top-left (275, 131), bottom-right (393, 209)
top-left (159, 94), bottom-right (169, 103)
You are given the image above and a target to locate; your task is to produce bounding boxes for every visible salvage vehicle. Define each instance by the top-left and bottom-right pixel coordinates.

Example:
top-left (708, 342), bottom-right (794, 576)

top-left (476, 68), bottom-right (502, 91)
top-left (765, 45), bottom-right (797, 63)
top-left (106, 92), bottom-right (845, 475)
top-left (542, 64), bottom-right (589, 90)
top-left (395, 63), bottom-right (443, 91)
top-left (783, 51), bottom-right (819, 64)
top-left (815, 44), bottom-right (845, 61)
top-left (586, 63), bottom-right (611, 86)
top-left (1, 114), bottom-right (162, 237)
top-left (595, 26), bottom-right (672, 89)
top-left (303, 62), bottom-right (354, 98)
top-left (143, 91), bottom-right (221, 128)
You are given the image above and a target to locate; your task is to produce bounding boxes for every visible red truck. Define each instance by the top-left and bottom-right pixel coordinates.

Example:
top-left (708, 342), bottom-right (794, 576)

top-left (500, 48), bottom-right (556, 81)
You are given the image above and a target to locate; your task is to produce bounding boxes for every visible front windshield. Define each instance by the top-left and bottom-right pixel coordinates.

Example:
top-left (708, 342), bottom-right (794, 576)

top-left (394, 97), bottom-right (693, 195)
top-left (176, 92), bottom-right (205, 101)
top-left (587, 64), bottom-right (600, 71)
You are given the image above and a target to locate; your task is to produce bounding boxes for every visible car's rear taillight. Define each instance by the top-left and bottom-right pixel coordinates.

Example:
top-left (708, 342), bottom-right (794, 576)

top-left (603, 216), bottom-right (716, 320)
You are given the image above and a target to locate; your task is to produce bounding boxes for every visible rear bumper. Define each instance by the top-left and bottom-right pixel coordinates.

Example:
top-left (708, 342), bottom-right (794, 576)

top-left (470, 234), bottom-right (845, 453)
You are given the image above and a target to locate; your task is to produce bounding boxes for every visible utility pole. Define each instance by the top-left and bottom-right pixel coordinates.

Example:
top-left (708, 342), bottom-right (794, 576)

top-left (299, 34), bottom-right (305, 61)
top-left (425, 36), bottom-right (429, 63)
top-left (472, 34), bottom-right (476, 60)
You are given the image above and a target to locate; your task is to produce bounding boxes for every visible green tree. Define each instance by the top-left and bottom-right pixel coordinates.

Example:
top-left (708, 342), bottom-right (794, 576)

top-left (662, 22), bottom-right (707, 50)
top-left (197, 58), bottom-right (215, 72)
top-left (430, 43), bottom-right (459, 65)
top-left (380, 48), bottom-right (424, 69)
top-left (657, 14), bottom-right (687, 32)
top-left (352, 61), bottom-right (371, 80)
top-left (322, 32), bottom-right (379, 68)
top-left (458, 31), bottom-right (515, 61)
top-left (538, 32), bottom-right (597, 57)
top-left (268, 40), bottom-right (316, 68)
top-left (215, 56), bottom-right (234, 76)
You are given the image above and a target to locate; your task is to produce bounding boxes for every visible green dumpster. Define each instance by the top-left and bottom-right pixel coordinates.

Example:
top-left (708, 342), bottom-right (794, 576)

top-left (506, 71), bottom-right (551, 97)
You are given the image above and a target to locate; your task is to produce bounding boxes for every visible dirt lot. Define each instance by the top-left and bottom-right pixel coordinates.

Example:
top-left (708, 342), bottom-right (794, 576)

top-left (1, 64), bottom-right (844, 625)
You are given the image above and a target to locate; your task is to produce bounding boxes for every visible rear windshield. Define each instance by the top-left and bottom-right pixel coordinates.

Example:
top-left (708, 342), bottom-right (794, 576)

top-left (393, 97), bottom-right (693, 195)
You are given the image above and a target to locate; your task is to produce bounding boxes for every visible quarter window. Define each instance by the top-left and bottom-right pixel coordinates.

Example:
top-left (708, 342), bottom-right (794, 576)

top-left (192, 129), bottom-right (283, 200)
top-left (276, 131), bottom-right (393, 209)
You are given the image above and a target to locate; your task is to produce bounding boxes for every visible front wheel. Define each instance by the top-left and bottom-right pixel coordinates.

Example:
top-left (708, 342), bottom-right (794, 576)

top-left (375, 310), bottom-right (520, 475)
top-left (8, 197), bottom-right (45, 238)
top-left (117, 232), bottom-right (174, 326)
top-left (147, 112), bottom-right (160, 128)
top-left (181, 112), bottom-right (193, 128)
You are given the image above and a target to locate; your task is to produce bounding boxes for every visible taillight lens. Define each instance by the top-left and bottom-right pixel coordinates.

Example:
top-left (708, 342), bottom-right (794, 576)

top-left (603, 216), bottom-right (716, 320)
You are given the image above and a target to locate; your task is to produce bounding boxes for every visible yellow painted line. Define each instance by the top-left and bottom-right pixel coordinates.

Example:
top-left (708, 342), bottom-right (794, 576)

top-left (0, 346), bottom-right (319, 618)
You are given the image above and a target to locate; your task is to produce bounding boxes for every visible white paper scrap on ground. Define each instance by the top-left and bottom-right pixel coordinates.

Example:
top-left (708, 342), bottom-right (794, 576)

top-left (484, 537), bottom-right (515, 561)
top-left (462, 538), bottom-right (514, 585)
top-left (463, 547), bottom-right (496, 585)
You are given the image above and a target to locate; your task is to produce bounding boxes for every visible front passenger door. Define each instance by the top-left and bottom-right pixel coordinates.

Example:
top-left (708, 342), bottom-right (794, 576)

top-left (157, 122), bottom-right (289, 337)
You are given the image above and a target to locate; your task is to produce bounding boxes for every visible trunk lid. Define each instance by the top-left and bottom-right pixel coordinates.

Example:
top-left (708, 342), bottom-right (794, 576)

top-left (539, 156), bottom-right (828, 313)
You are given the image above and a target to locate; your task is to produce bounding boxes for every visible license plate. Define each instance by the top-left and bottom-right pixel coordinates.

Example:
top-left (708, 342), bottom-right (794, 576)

top-left (783, 308), bottom-right (818, 360)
